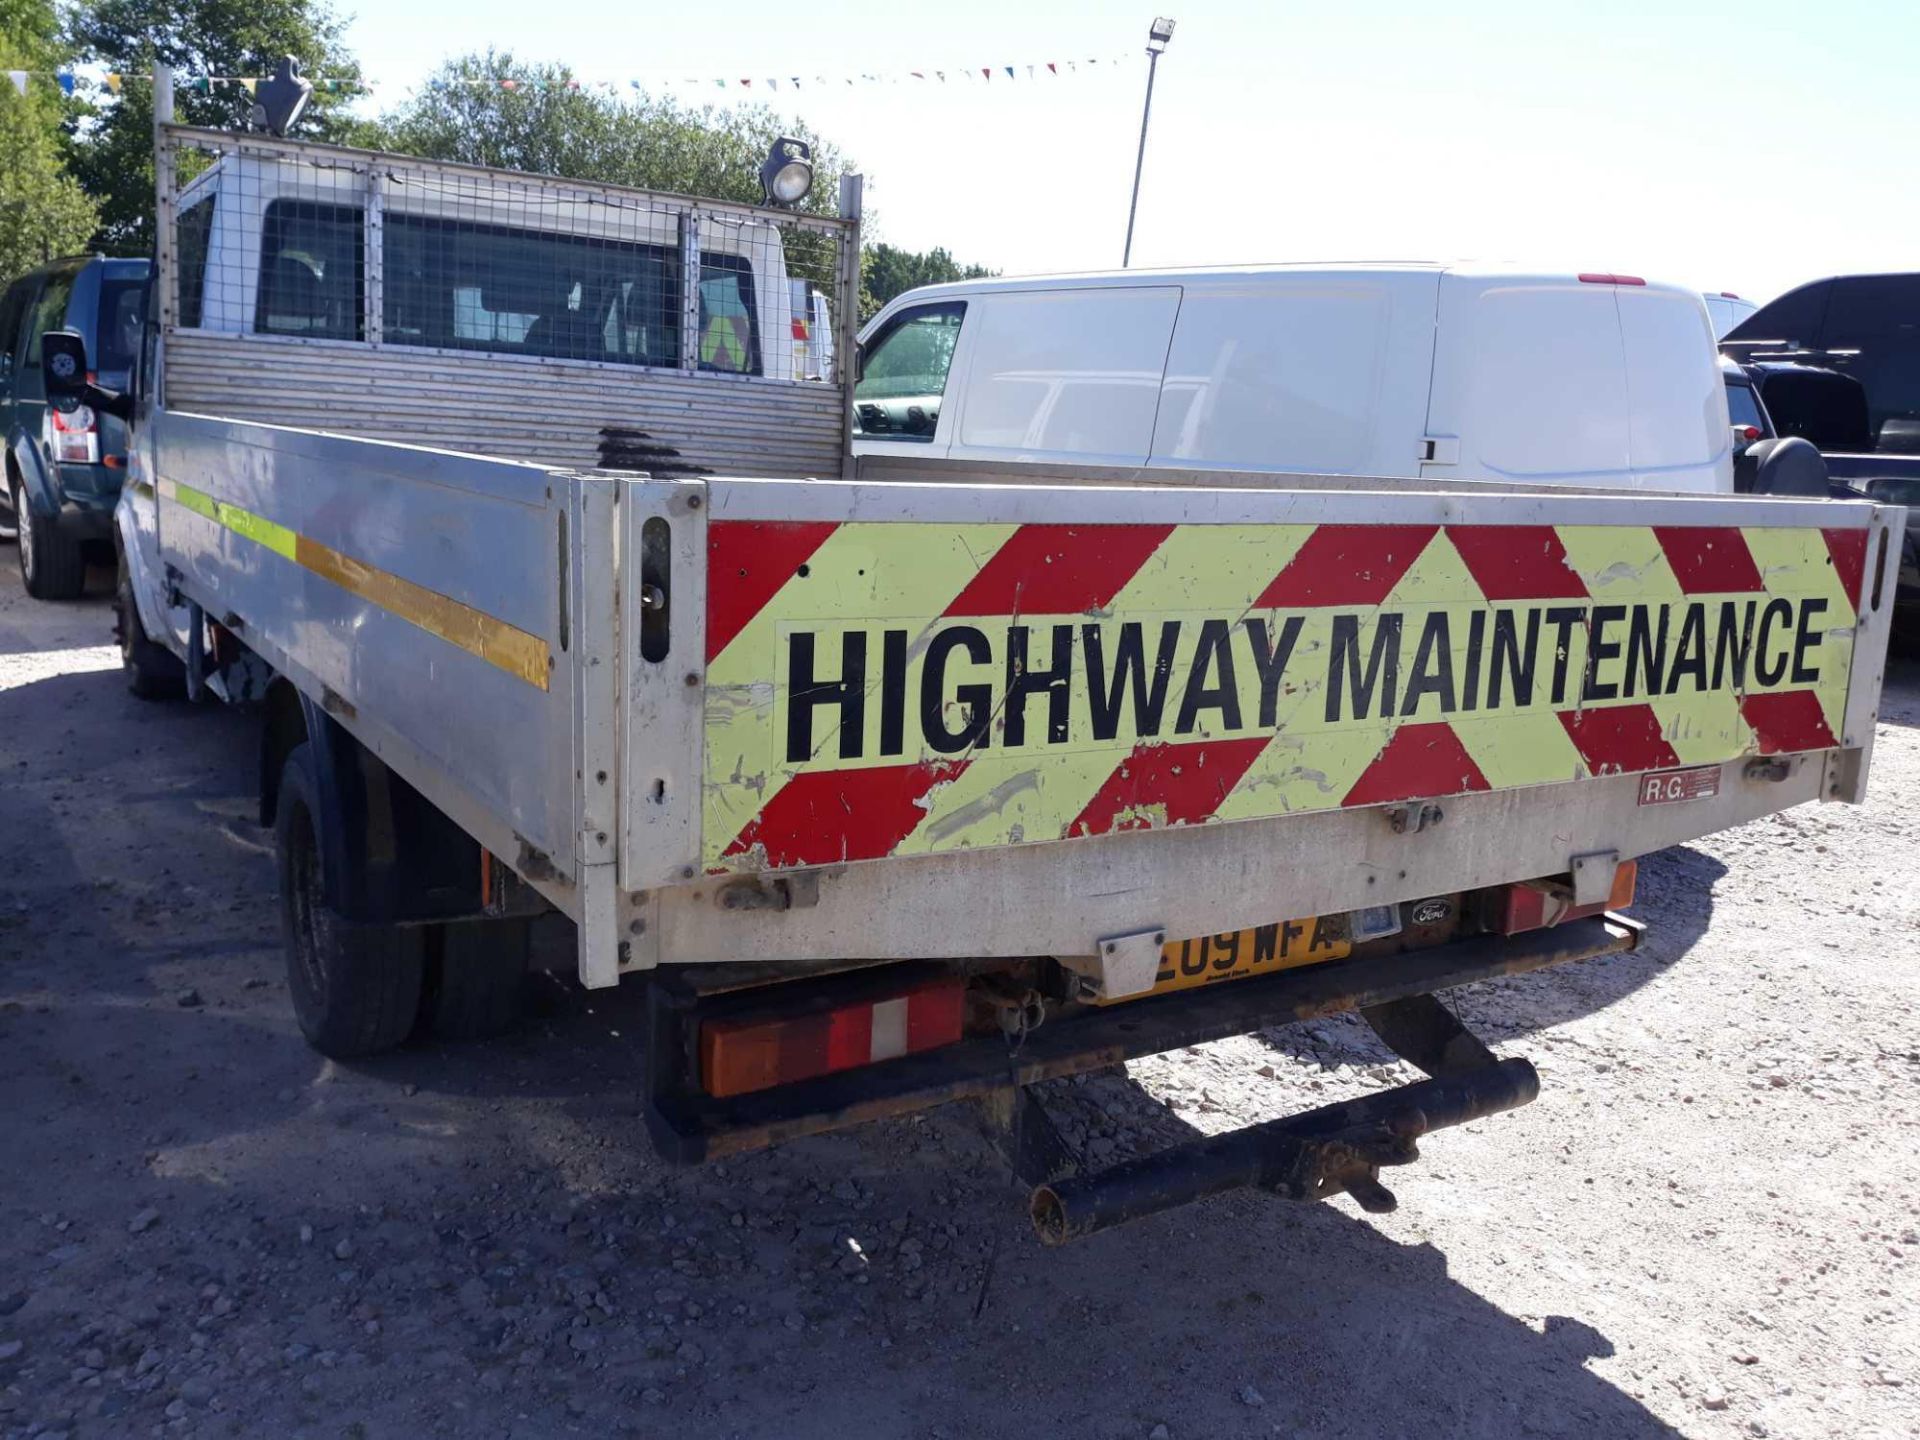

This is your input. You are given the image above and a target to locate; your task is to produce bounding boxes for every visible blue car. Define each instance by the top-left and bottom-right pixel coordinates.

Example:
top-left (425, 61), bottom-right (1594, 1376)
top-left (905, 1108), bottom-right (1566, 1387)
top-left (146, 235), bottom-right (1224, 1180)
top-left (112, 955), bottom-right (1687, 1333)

top-left (0, 255), bottom-right (151, 599)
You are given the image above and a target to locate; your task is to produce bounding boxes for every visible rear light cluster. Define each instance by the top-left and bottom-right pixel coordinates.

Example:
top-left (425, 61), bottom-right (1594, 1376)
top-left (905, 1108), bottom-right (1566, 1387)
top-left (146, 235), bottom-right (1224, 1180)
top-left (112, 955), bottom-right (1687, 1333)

top-left (1497, 860), bottom-right (1637, 935)
top-left (1738, 425), bottom-right (1762, 442)
top-left (700, 974), bottom-right (965, 1098)
top-left (45, 403), bottom-right (98, 465)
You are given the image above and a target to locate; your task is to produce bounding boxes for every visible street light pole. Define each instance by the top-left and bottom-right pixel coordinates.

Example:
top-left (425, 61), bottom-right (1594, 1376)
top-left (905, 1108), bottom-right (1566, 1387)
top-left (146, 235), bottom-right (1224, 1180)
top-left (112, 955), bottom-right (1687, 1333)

top-left (1123, 17), bottom-right (1176, 268)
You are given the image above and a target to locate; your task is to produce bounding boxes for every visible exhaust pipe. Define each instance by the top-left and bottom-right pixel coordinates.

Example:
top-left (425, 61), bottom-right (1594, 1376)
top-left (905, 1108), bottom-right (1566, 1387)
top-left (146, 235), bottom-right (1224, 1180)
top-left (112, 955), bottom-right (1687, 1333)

top-left (1030, 1057), bottom-right (1539, 1245)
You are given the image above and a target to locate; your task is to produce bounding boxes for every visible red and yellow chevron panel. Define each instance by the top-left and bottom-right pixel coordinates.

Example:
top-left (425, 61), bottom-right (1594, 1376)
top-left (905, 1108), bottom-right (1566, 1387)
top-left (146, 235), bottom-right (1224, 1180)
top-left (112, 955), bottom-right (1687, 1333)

top-left (700, 519), bottom-right (1865, 874)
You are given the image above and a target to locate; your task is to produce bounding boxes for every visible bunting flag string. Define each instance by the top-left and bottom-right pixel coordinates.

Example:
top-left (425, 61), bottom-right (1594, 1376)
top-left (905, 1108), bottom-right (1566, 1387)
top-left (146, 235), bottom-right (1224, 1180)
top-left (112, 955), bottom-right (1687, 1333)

top-left (4, 56), bottom-right (1131, 101)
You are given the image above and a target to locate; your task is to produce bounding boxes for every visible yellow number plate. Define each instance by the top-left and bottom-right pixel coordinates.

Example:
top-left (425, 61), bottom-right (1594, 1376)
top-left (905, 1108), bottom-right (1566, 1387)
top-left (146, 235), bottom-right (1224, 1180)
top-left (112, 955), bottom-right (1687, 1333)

top-left (1144, 916), bottom-right (1352, 998)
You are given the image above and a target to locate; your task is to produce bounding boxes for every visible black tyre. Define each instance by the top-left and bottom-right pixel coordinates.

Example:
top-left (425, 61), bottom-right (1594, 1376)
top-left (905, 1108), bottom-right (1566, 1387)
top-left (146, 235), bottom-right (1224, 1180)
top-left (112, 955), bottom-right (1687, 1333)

top-left (13, 477), bottom-right (86, 600)
top-left (115, 559), bottom-right (184, 700)
top-left (275, 743), bottom-right (425, 1058)
top-left (416, 919), bottom-right (530, 1043)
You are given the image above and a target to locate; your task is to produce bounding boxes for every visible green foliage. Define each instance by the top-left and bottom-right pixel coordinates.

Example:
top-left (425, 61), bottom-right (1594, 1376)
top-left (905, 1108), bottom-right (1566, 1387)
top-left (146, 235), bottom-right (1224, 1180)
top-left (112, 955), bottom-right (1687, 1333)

top-left (369, 52), bottom-right (853, 223)
top-left (861, 243), bottom-right (994, 320)
top-left (0, 0), bottom-right (96, 281)
top-left (64, 0), bottom-right (364, 252)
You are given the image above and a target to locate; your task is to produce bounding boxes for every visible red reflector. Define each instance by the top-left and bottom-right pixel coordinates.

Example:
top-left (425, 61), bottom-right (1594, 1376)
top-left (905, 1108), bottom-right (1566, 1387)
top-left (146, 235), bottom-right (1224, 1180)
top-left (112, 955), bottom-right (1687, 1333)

top-left (1498, 860), bottom-right (1637, 936)
top-left (1740, 425), bottom-right (1761, 442)
top-left (1577, 272), bottom-right (1648, 286)
top-left (700, 976), bottom-right (966, 1098)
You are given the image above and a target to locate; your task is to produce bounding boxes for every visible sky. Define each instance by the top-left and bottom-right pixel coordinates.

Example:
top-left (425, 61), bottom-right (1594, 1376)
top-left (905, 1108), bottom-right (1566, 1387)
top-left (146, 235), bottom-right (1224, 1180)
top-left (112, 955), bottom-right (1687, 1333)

top-left (336, 0), bottom-right (1919, 305)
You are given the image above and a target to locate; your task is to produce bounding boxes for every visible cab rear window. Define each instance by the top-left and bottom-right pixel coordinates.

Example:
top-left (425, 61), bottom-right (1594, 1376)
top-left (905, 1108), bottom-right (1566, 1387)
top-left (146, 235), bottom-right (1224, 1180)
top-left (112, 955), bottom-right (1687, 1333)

top-left (257, 200), bottom-right (364, 340)
top-left (381, 213), bottom-right (761, 374)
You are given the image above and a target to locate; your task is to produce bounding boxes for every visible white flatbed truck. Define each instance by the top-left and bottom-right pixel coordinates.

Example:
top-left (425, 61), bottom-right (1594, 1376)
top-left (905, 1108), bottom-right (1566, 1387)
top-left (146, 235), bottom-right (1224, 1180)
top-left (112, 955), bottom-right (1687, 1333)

top-left (44, 95), bottom-right (1903, 1242)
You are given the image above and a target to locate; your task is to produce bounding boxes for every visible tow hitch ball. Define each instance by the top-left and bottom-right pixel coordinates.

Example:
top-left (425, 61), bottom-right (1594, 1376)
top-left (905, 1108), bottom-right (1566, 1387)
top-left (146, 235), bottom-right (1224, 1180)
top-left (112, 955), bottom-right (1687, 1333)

top-left (1028, 1056), bottom-right (1541, 1246)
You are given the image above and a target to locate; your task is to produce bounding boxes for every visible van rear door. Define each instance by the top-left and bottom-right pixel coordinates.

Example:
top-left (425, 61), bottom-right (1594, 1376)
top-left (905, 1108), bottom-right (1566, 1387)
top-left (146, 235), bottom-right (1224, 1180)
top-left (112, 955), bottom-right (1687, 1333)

top-left (1616, 283), bottom-right (1731, 492)
top-left (944, 286), bottom-right (1180, 467)
top-left (1422, 271), bottom-right (1632, 488)
top-left (1425, 271), bottom-right (1729, 493)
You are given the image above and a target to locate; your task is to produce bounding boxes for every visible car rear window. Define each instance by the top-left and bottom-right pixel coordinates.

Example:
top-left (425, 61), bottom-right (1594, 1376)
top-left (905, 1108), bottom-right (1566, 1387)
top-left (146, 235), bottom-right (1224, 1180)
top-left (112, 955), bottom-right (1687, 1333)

top-left (1725, 381), bottom-right (1764, 432)
top-left (96, 279), bottom-right (147, 374)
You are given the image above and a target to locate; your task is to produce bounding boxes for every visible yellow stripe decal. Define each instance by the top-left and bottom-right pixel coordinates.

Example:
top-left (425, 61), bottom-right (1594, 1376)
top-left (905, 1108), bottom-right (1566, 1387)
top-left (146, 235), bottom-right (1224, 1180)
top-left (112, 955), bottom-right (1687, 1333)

top-left (159, 478), bottom-right (550, 690)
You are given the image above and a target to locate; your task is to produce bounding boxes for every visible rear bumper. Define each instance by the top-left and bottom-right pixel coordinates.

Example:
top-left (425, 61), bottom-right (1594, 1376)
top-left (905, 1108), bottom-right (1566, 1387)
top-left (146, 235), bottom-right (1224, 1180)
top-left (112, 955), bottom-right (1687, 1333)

top-left (54, 461), bottom-right (122, 514)
top-left (643, 912), bottom-right (1643, 1162)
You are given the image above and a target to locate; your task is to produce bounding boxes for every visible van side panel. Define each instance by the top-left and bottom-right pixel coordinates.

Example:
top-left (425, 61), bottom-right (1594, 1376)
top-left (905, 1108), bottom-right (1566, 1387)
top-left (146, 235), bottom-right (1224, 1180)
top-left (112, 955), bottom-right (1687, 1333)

top-left (1619, 288), bottom-right (1731, 490)
top-left (947, 287), bottom-right (1180, 466)
top-left (1149, 275), bottom-right (1435, 476)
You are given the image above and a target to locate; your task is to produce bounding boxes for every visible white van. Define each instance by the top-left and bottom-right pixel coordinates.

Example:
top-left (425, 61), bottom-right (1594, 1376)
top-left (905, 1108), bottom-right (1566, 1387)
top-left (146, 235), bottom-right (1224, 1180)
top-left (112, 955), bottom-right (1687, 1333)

top-left (852, 264), bottom-right (1733, 493)
top-left (1703, 290), bottom-right (1759, 338)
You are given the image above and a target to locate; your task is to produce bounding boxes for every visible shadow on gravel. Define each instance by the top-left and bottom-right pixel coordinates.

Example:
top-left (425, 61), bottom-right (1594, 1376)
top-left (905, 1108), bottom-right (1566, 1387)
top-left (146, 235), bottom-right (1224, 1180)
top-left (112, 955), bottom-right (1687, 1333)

top-left (287, 977), bottom-right (1688, 1437)
top-left (1248, 844), bottom-right (1726, 1082)
top-left (1877, 650), bottom-right (1920, 725)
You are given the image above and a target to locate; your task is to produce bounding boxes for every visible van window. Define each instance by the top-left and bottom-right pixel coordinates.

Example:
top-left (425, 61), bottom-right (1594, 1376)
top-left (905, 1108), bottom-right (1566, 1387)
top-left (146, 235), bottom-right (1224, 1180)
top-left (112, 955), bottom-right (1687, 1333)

top-left (1619, 289), bottom-right (1721, 473)
top-left (854, 302), bottom-right (965, 440)
top-left (956, 287), bottom-right (1179, 460)
top-left (176, 196), bottom-right (214, 328)
top-left (24, 273), bottom-right (76, 365)
top-left (1154, 284), bottom-right (1388, 470)
top-left (257, 200), bottom-right (363, 340)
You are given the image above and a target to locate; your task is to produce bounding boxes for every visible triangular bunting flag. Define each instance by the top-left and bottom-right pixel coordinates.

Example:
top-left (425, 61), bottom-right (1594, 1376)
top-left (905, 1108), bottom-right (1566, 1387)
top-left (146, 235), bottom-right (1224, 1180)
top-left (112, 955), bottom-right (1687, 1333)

top-left (104, 73), bottom-right (122, 93)
top-left (57, 72), bottom-right (75, 96)
top-left (6, 71), bottom-right (24, 97)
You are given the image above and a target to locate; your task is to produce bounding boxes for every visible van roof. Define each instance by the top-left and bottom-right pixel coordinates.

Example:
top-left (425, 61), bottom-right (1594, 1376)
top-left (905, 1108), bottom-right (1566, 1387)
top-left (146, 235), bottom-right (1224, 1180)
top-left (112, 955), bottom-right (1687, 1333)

top-left (878, 261), bottom-right (1698, 310)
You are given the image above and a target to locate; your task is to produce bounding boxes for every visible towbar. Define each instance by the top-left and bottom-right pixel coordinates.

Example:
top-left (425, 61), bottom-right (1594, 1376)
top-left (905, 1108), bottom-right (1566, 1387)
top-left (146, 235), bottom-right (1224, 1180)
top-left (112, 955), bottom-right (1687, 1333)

top-left (1029, 1057), bottom-right (1540, 1245)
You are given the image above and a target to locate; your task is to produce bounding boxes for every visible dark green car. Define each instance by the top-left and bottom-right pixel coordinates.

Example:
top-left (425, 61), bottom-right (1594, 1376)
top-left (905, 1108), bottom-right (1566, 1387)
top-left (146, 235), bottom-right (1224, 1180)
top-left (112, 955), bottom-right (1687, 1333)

top-left (0, 255), bottom-right (151, 599)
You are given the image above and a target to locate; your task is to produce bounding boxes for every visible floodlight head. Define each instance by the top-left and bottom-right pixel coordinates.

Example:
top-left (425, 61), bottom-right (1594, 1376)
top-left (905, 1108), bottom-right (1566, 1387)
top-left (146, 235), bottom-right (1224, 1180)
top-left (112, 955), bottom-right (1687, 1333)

top-left (760, 137), bottom-right (814, 207)
top-left (250, 56), bottom-right (313, 136)
top-left (1148, 17), bottom-right (1176, 52)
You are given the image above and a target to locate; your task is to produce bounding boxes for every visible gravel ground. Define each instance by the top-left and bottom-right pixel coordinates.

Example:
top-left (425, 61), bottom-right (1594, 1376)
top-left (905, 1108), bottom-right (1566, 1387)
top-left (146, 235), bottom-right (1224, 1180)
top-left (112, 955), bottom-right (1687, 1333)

top-left (2, 558), bottom-right (1917, 1440)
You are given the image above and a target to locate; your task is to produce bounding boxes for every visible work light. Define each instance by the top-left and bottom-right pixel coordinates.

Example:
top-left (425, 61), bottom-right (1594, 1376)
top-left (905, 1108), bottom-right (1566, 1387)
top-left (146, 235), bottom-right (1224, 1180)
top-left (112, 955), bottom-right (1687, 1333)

top-left (760, 138), bottom-right (814, 207)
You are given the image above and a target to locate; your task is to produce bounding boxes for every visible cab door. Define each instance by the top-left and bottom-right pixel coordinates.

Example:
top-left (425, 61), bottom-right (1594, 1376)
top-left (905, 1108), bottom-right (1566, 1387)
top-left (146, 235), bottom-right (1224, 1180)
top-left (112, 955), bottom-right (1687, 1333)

top-left (851, 300), bottom-right (972, 460)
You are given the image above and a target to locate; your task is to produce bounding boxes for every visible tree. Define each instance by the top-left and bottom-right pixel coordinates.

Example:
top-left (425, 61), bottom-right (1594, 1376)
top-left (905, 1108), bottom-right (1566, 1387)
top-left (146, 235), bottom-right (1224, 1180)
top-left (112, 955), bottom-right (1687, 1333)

top-left (64, 0), bottom-right (363, 253)
top-left (0, 0), bottom-right (96, 280)
top-left (372, 56), bottom-right (996, 324)
top-left (862, 243), bottom-right (994, 320)
top-left (369, 52), bottom-right (854, 223)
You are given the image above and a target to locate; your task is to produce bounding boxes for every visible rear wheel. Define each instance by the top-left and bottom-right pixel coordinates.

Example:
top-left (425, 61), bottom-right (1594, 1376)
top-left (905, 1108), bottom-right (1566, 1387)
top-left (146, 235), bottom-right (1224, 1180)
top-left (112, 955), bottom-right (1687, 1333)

top-left (276, 743), bottom-right (425, 1058)
top-left (416, 919), bottom-right (530, 1043)
top-left (116, 558), bottom-right (184, 699)
top-left (12, 477), bottom-right (86, 600)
